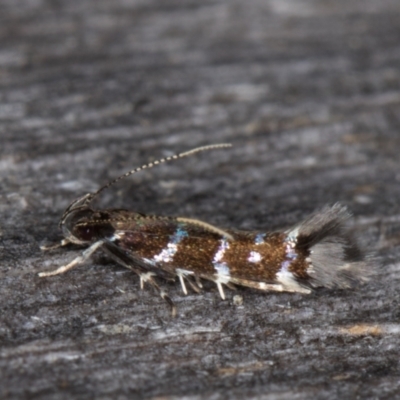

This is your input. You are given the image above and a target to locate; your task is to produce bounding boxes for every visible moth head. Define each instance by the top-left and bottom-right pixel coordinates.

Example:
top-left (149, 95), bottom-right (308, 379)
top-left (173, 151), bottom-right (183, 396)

top-left (59, 193), bottom-right (95, 244)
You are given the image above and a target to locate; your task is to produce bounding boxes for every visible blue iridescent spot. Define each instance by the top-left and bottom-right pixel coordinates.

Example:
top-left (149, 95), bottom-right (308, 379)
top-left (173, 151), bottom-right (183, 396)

top-left (174, 227), bottom-right (189, 241)
top-left (254, 233), bottom-right (265, 245)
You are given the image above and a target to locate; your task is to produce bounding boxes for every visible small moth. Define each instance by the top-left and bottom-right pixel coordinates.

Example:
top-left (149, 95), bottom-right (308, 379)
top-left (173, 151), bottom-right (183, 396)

top-left (40, 144), bottom-right (371, 315)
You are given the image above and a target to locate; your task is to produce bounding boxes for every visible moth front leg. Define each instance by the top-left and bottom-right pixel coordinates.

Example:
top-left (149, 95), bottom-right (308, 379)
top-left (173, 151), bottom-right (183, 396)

top-left (38, 240), bottom-right (104, 277)
top-left (40, 239), bottom-right (71, 251)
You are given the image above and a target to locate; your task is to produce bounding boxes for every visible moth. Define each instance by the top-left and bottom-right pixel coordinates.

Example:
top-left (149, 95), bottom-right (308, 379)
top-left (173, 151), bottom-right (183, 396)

top-left (40, 144), bottom-right (371, 315)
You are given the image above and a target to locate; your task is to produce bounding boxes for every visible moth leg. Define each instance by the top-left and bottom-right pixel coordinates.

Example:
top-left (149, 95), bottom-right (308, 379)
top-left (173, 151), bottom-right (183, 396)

top-left (200, 276), bottom-right (230, 300)
top-left (102, 244), bottom-right (155, 281)
top-left (139, 272), bottom-right (154, 290)
top-left (174, 268), bottom-right (204, 295)
top-left (216, 282), bottom-right (226, 300)
top-left (175, 270), bottom-right (202, 295)
top-left (38, 240), bottom-right (104, 277)
top-left (228, 277), bottom-right (311, 293)
top-left (229, 277), bottom-right (284, 292)
top-left (142, 274), bottom-right (176, 317)
top-left (186, 276), bottom-right (202, 294)
top-left (40, 239), bottom-right (71, 251)
top-left (195, 275), bottom-right (203, 289)
top-left (102, 243), bottom-right (177, 314)
top-left (178, 274), bottom-right (188, 295)
top-left (102, 246), bottom-right (176, 314)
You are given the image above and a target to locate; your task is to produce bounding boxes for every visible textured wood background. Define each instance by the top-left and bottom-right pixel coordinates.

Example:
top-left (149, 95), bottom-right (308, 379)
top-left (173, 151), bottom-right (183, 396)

top-left (1, 1), bottom-right (400, 399)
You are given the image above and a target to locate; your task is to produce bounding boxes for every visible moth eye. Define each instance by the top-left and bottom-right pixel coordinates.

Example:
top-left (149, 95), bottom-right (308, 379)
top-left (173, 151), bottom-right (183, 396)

top-left (74, 225), bottom-right (97, 241)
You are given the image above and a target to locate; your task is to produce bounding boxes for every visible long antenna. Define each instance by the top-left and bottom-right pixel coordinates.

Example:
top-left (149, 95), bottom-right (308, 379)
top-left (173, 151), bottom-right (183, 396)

top-left (86, 143), bottom-right (232, 205)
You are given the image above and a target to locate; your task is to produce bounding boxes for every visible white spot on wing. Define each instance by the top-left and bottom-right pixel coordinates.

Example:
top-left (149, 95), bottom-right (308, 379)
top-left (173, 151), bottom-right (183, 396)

top-left (213, 239), bottom-right (231, 284)
top-left (271, 236), bottom-right (310, 293)
top-left (153, 243), bottom-right (178, 263)
top-left (153, 227), bottom-right (188, 263)
top-left (248, 251), bottom-right (262, 263)
top-left (213, 239), bottom-right (229, 262)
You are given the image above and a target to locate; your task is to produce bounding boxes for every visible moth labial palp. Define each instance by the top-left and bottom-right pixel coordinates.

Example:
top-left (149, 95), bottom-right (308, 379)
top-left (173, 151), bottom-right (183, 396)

top-left (39, 143), bottom-right (374, 316)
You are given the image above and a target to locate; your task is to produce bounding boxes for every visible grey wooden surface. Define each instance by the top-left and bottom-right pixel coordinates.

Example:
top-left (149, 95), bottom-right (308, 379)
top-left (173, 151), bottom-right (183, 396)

top-left (1, 1), bottom-right (400, 399)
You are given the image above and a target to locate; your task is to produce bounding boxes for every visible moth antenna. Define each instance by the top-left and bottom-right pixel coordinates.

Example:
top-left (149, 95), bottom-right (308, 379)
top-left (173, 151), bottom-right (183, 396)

top-left (85, 143), bottom-right (232, 205)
